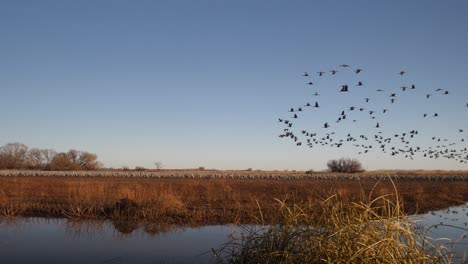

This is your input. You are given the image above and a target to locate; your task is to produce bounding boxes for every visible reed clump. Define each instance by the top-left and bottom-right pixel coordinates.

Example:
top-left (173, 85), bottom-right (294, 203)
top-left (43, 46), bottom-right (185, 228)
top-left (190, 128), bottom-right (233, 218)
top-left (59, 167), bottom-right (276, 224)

top-left (215, 184), bottom-right (451, 263)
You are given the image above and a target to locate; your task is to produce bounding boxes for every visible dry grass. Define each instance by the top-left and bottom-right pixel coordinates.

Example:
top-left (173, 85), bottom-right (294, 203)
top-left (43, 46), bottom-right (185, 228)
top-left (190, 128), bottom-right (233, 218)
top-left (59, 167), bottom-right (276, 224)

top-left (0, 175), bottom-right (468, 224)
top-left (214, 183), bottom-right (456, 263)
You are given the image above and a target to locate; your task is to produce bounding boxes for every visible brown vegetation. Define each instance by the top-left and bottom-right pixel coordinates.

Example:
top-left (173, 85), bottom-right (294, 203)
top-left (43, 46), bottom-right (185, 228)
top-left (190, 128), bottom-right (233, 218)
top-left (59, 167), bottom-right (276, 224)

top-left (0, 143), bottom-right (100, 170)
top-left (1, 176), bottom-right (467, 225)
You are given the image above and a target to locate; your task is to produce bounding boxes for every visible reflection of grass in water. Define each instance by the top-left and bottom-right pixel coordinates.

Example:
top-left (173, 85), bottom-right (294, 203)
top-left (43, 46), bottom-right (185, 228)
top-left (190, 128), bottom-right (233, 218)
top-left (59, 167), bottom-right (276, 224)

top-left (214, 180), bottom-right (456, 264)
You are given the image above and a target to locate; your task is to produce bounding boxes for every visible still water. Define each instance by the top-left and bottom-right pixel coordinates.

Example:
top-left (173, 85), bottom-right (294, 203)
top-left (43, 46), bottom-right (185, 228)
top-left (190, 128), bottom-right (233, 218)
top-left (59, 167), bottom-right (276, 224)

top-left (1, 203), bottom-right (467, 264)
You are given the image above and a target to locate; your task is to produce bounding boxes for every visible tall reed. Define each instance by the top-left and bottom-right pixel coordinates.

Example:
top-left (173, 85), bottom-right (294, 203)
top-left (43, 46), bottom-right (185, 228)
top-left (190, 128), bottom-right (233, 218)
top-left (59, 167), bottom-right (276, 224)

top-left (215, 181), bottom-right (452, 263)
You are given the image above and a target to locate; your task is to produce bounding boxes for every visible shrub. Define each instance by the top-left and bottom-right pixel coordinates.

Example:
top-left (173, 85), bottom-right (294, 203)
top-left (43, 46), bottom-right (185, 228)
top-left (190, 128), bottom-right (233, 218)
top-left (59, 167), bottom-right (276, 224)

top-left (198, 166), bottom-right (205, 170)
top-left (327, 158), bottom-right (364, 173)
top-left (135, 166), bottom-right (147, 171)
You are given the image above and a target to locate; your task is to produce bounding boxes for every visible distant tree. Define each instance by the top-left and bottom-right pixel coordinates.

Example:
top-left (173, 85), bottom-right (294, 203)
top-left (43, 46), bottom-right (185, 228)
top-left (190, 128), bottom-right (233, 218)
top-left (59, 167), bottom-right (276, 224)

top-left (50, 152), bottom-right (80, 170)
top-left (135, 166), bottom-right (147, 171)
top-left (27, 148), bottom-right (46, 169)
top-left (78, 151), bottom-right (99, 170)
top-left (198, 166), bottom-right (205, 170)
top-left (41, 149), bottom-right (57, 170)
top-left (49, 150), bottom-right (99, 170)
top-left (154, 161), bottom-right (163, 170)
top-left (0, 143), bottom-right (29, 169)
top-left (327, 158), bottom-right (364, 173)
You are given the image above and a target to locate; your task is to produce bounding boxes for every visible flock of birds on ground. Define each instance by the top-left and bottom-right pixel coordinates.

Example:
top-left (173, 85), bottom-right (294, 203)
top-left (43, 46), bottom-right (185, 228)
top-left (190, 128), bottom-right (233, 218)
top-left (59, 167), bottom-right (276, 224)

top-left (277, 64), bottom-right (468, 164)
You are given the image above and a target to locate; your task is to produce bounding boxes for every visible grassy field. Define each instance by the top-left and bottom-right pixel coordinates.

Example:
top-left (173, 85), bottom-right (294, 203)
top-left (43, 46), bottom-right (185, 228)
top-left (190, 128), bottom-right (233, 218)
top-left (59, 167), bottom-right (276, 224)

top-left (1, 171), bottom-right (468, 225)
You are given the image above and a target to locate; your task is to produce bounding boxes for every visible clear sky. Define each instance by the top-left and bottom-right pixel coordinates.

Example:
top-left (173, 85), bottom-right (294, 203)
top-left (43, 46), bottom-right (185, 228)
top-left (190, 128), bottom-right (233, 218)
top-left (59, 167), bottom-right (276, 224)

top-left (1, 0), bottom-right (468, 170)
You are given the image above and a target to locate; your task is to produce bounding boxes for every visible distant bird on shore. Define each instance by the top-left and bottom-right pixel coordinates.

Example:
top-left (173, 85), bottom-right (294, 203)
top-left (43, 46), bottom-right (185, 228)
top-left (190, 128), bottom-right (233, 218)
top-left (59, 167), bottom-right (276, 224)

top-left (303, 72), bottom-right (309, 77)
top-left (399, 70), bottom-right (406, 75)
top-left (355, 68), bottom-right (362, 74)
top-left (317, 71), bottom-right (325, 76)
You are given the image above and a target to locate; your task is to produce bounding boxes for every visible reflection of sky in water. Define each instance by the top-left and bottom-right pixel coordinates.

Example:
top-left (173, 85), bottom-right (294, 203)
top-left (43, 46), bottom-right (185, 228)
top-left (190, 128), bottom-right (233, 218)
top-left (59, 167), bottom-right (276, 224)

top-left (412, 202), bottom-right (468, 263)
top-left (0, 219), bottom-right (235, 264)
top-left (1, 204), bottom-right (467, 264)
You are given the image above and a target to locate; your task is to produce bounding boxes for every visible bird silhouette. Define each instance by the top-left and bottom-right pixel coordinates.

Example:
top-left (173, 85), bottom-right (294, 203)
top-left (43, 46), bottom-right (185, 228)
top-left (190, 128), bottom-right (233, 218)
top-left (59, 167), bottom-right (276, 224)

top-left (277, 65), bottom-right (467, 164)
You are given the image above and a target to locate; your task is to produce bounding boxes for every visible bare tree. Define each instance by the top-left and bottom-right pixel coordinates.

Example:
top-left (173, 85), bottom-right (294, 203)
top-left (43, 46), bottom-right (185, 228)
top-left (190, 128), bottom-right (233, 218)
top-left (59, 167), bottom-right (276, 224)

top-left (0, 143), bottom-right (29, 169)
top-left (154, 161), bottom-right (163, 170)
top-left (0, 143), bottom-right (101, 171)
top-left (67, 149), bottom-right (80, 164)
top-left (78, 152), bottom-right (99, 170)
top-left (327, 158), bottom-right (364, 173)
top-left (41, 149), bottom-right (57, 170)
top-left (27, 148), bottom-right (45, 169)
top-left (50, 152), bottom-right (80, 171)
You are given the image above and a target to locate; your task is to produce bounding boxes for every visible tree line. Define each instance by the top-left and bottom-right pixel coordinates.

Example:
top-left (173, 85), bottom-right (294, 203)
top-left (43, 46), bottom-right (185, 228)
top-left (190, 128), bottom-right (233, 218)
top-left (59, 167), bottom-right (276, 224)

top-left (0, 143), bottom-right (101, 170)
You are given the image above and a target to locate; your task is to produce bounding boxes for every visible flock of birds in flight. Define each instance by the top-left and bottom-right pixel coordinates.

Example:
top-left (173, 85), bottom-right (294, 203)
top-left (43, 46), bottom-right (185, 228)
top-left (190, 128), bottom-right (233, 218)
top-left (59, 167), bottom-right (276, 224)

top-left (277, 64), bottom-right (468, 164)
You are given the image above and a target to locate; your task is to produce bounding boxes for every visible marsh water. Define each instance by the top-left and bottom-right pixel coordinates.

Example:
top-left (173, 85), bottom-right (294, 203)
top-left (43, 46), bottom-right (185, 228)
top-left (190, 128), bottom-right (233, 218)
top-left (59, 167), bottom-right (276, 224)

top-left (1, 203), bottom-right (467, 264)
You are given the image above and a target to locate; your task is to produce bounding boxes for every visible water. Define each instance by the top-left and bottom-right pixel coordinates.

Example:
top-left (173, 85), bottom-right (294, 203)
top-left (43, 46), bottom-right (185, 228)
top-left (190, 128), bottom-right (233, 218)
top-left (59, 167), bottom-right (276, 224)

top-left (1, 204), bottom-right (467, 264)
top-left (0, 220), bottom-right (234, 264)
top-left (413, 202), bottom-right (468, 262)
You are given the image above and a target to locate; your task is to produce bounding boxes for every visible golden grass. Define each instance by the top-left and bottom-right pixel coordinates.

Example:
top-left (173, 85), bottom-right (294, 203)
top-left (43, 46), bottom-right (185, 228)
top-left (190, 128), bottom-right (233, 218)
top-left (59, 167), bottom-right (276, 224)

top-left (214, 182), bottom-right (456, 263)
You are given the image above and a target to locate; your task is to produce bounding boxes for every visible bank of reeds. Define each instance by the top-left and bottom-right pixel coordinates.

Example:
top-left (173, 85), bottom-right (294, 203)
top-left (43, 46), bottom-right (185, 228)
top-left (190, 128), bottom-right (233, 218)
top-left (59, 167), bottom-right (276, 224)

top-left (215, 183), bottom-right (454, 263)
top-left (1, 176), bottom-right (468, 225)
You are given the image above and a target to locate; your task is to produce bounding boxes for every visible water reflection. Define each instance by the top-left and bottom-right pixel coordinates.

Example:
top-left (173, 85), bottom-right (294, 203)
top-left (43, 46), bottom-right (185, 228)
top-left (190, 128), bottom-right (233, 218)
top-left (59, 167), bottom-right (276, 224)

top-left (413, 202), bottom-right (468, 263)
top-left (0, 203), bottom-right (467, 264)
top-left (0, 218), bottom-right (231, 264)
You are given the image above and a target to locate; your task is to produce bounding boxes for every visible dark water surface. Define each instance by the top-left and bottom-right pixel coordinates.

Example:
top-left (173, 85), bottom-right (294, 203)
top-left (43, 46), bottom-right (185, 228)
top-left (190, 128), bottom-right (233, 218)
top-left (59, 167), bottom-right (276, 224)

top-left (0, 220), bottom-right (232, 264)
top-left (1, 203), bottom-right (467, 264)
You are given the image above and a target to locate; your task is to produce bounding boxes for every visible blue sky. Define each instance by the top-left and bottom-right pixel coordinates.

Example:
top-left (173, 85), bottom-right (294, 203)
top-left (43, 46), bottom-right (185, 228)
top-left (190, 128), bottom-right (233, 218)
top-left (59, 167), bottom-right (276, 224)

top-left (1, 0), bottom-right (468, 170)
